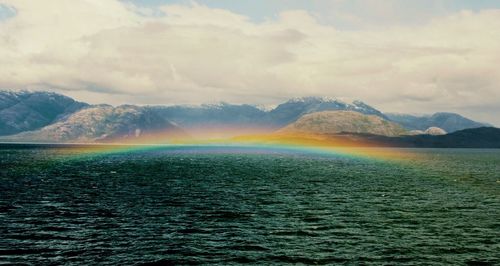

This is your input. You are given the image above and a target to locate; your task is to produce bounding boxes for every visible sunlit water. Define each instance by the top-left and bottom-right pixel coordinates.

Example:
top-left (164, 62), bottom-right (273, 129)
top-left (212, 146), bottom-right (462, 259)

top-left (1, 144), bottom-right (499, 265)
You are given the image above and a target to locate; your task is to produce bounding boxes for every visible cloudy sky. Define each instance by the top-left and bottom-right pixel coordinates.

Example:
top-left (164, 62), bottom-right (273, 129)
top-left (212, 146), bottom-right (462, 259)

top-left (1, 0), bottom-right (500, 125)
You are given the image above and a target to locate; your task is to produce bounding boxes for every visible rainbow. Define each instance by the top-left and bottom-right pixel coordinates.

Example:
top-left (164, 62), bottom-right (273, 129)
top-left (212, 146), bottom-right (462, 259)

top-left (46, 132), bottom-right (421, 163)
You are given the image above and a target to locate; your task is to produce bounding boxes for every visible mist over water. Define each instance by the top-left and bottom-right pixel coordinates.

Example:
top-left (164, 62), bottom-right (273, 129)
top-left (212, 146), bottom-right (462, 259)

top-left (1, 145), bottom-right (499, 265)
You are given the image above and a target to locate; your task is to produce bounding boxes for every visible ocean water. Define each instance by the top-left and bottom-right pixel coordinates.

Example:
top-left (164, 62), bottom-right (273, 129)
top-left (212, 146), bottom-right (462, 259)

top-left (0, 144), bottom-right (499, 265)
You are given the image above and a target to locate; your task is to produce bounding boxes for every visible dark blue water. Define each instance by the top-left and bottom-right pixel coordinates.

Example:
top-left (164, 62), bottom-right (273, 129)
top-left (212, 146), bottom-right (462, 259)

top-left (1, 144), bottom-right (499, 265)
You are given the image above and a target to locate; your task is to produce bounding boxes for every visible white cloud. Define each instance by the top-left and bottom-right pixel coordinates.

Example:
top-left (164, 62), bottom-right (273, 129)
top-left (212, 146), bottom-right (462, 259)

top-left (0, 0), bottom-right (499, 125)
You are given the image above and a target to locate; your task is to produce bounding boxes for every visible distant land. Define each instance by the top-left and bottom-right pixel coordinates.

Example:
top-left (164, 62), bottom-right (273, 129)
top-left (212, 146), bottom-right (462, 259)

top-left (231, 127), bottom-right (500, 149)
top-left (356, 127), bottom-right (500, 148)
top-left (0, 90), bottom-right (498, 148)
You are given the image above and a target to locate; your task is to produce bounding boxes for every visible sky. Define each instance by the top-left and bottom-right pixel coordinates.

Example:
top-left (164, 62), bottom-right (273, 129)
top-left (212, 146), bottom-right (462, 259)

top-left (0, 0), bottom-right (500, 125)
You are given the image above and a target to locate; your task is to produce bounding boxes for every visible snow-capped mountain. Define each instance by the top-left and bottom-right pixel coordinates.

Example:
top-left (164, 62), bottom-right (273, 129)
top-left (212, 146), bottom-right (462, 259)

top-left (0, 90), bottom-right (88, 135)
top-left (149, 102), bottom-right (267, 128)
top-left (0, 90), bottom-right (492, 142)
top-left (149, 97), bottom-right (386, 129)
top-left (266, 97), bottom-right (387, 127)
top-left (4, 105), bottom-right (186, 143)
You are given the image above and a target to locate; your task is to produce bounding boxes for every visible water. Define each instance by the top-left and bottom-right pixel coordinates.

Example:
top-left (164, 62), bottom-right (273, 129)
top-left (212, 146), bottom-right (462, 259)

top-left (1, 144), bottom-right (499, 265)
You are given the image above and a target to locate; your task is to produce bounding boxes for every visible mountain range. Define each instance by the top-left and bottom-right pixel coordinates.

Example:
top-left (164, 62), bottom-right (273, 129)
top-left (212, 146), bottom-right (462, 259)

top-left (0, 91), bottom-right (88, 136)
top-left (386, 113), bottom-right (490, 133)
top-left (7, 104), bottom-right (186, 143)
top-left (149, 96), bottom-right (387, 129)
top-left (0, 90), bottom-right (496, 147)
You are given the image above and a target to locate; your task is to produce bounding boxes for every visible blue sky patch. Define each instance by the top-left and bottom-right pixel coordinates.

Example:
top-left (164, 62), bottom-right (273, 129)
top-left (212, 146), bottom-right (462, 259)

top-left (0, 4), bottom-right (16, 21)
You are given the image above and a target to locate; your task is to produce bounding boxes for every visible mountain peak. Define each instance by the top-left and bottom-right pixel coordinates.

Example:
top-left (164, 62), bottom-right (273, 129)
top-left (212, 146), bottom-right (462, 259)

top-left (1, 89), bottom-right (69, 98)
top-left (286, 96), bottom-right (345, 104)
top-left (201, 101), bottom-right (232, 109)
top-left (352, 100), bottom-right (368, 106)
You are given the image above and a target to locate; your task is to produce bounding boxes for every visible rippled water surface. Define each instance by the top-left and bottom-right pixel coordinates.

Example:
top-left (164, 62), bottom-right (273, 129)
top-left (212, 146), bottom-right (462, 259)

top-left (1, 144), bottom-right (499, 265)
